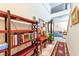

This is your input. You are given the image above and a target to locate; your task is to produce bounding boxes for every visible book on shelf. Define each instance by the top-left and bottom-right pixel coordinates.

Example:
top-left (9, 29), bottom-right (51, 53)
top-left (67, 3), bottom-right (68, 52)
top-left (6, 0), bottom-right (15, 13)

top-left (0, 43), bottom-right (8, 50)
top-left (17, 33), bottom-right (23, 44)
top-left (21, 34), bottom-right (24, 43)
top-left (13, 33), bottom-right (18, 46)
top-left (12, 33), bottom-right (32, 47)
top-left (0, 33), bottom-right (5, 44)
top-left (24, 33), bottom-right (31, 41)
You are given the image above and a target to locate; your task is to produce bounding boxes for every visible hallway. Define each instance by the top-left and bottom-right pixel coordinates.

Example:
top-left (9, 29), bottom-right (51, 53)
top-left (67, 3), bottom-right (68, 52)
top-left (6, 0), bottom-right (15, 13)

top-left (0, 3), bottom-right (79, 56)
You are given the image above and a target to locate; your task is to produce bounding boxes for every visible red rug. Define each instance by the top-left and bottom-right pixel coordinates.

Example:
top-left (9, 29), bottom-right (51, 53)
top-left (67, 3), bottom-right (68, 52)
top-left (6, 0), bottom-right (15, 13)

top-left (51, 41), bottom-right (69, 56)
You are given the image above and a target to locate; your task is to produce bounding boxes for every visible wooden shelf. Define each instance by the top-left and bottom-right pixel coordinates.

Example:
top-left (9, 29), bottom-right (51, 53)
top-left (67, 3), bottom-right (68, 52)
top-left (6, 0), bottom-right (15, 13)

top-left (10, 30), bottom-right (33, 33)
top-left (0, 49), bottom-right (7, 53)
top-left (0, 10), bottom-right (36, 24)
top-left (0, 30), bottom-right (7, 33)
top-left (10, 14), bottom-right (36, 24)
top-left (12, 45), bottom-right (36, 56)
top-left (0, 10), bottom-right (7, 17)
top-left (0, 30), bottom-right (34, 33)
top-left (12, 40), bottom-right (31, 49)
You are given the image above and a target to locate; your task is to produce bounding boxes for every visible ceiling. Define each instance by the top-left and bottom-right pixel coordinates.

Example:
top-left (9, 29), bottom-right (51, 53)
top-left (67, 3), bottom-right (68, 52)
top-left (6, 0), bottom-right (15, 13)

top-left (49, 3), bottom-right (61, 8)
top-left (49, 3), bottom-right (68, 14)
top-left (42, 3), bottom-right (70, 23)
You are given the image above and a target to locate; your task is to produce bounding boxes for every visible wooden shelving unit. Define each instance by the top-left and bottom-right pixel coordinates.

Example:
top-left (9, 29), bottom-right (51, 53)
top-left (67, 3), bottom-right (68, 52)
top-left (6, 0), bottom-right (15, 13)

top-left (12, 40), bottom-right (31, 49)
top-left (12, 45), bottom-right (36, 56)
top-left (0, 10), bottom-right (38, 56)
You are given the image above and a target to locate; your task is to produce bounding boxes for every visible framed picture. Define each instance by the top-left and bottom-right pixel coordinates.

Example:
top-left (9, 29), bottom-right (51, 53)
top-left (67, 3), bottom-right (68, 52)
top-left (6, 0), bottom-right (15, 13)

top-left (71, 6), bottom-right (79, 25)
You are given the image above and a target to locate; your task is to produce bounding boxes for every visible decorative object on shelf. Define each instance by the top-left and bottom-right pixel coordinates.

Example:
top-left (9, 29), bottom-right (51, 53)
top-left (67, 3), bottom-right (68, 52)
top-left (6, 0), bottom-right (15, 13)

top-left (32, 16), bottom-right (36, 21)
top-left (33, 16), bottom-right (36, 19)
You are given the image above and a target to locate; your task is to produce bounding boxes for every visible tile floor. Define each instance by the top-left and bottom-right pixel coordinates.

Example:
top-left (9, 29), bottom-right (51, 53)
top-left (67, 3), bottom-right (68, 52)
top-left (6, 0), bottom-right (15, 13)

top-left (39, 41), bottom-right (56, 56)
top-left (39, 37), bottom-right (66, 56)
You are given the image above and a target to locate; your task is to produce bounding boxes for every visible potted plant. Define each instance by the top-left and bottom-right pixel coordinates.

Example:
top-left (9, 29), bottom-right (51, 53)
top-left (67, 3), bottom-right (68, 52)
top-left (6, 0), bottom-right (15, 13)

top-left (48, 33), bottom-right (54, 44)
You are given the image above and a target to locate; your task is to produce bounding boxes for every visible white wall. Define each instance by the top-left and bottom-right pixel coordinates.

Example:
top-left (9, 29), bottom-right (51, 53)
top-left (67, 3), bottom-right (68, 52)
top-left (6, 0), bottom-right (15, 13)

top-left (53, 14), bottom-right (69, 23)
top-left (67, 23), bottom-right (79, 56)
top-left (67, 3), bottom-right (79, 56)
top-left (54, 22), bottom-right (68, 32)
top-left (50, 14), bottom-right (69, 32)
top-left (49, 6), bottom-right (69, 32)
top-left (50, 10), bottom-right (69, 19)
top-left (0, 3), bottom-right (50, 21)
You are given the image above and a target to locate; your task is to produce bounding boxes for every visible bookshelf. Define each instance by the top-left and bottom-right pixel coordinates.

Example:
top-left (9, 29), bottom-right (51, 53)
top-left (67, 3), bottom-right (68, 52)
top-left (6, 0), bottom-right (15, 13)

top-left (0, 25), bottom-right (8, 55)
top-left (0, 10), bottom-right (38, 56)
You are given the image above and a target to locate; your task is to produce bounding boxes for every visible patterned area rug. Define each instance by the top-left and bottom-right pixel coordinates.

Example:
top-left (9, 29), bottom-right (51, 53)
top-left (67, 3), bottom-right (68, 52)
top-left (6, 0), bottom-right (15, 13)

top-left (51, 41), bottom-right (69, 56)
